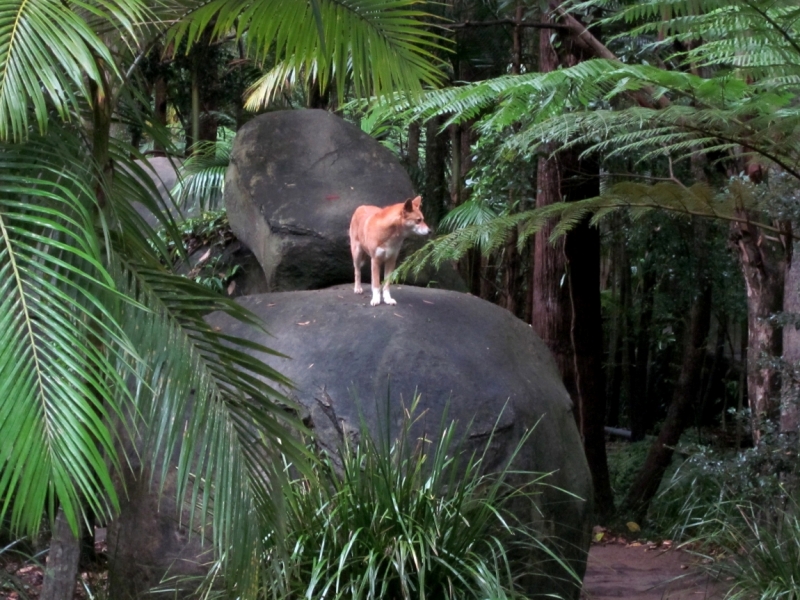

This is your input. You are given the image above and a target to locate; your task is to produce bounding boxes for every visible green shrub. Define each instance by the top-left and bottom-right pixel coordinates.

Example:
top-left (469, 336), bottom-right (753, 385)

top-left (647, 425), bottom-right (800, 599)
top-left (714, 498), bottom-right (800, 600)
top-left (606, 440), bottom-right (651, 500)
top-left (259, 400), bottom-right (580, 600)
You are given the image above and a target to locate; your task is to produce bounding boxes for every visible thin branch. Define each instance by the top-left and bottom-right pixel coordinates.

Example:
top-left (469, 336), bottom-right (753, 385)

top-left (445, 19), bottom-right (570, 30)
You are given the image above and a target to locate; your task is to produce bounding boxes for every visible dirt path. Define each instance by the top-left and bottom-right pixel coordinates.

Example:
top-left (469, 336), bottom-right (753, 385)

top-left (582, 542), bottom-right (729, 600)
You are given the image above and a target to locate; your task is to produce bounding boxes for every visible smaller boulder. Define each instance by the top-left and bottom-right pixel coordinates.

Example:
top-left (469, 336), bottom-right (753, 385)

top-left (225, 109), bottom-right (464, 292)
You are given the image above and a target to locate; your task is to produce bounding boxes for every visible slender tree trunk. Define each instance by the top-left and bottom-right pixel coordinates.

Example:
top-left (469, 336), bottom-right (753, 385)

top-left (605, 230), bottom-right (624, 427)
top-left (500, 229), bottom-right (521, 316)
top-left (424, 116), bottom-right (449, 229)
top-left (732, 216), bottom-right (788, 441)
top-left (189, 70), bottom-right (200, 153)
top-left (43, 61), bottom-right (115, 600)
top-left (153, 74), bottom-right (168, 156)
top-left (630, 255), bottom-right (656, 440)
top-left (450, 123), bottom-right (462, 206)
top-left (623, 218), bottom-right (712, 519)
top-left (408, 121), bottom-right (420, 167)
top-left (498, 6), bottom-right (526, 317)
top-left (782, 240), bottom-right (800, 433)
top-left (41, 509), bottom-right (81, 600)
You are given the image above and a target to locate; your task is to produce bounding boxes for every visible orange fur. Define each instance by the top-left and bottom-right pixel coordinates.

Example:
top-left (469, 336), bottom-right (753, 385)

top-left (349, 196), bottom-right (430, 306)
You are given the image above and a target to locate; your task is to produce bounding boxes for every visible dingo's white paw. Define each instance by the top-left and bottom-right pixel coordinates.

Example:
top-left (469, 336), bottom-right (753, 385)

top-left (354, 285), bottom-right (362, 294)
top-left (383, 294), bottom-right (396, 306)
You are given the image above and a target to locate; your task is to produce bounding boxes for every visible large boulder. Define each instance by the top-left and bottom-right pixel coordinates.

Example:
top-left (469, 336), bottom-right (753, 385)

top-left (106, 459), bottom-right (212, 599)
top-left (207, 285), bottom-right (593, 598)
top-left (225, 109), bottom-right (464, 292)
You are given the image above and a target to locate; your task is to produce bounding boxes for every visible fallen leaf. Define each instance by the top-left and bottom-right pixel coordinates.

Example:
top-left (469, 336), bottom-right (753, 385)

top-left (423, 300), bottom-right (434, 304)
top-left (227, 281), bottom-right (236, 295)
top-left (626, 521), bottom-right (641, 533)
top-left (308, 364), bottom-right (314, 369)
top-left (393, 313), bottom-right (403, 318)
top-left (196, 248), bottom-right (212, 264)
top-left (297, 321), bottom-right (311, 326)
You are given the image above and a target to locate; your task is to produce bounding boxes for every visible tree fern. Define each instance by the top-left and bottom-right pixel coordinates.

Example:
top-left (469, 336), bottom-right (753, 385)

top-left (394, 178), bottom-right (780, 280)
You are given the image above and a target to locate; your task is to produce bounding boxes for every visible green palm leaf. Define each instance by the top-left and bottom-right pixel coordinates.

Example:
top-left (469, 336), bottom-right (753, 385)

top-left (107, 143), bottom-right (310, 595)
top-left (0, 123), bottom-right (310, 594)
top-left (0, 130), bottom-right (135, 535)
top-left (110, 255), bottom-right (306, 597)
top-left (0, 0), bottom-right (152, 141)
top-left (167, 0), bottom-right (447, 101)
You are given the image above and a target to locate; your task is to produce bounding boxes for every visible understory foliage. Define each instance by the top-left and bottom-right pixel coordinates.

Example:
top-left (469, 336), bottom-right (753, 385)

top-left (260, 400), bottom-right (580, 600)
top-left (0, 0), bottom-right (447, 595)
top-left (647, 425), bottom-right (800, 599)
top-left (378, 0), bottom-right (800, 280)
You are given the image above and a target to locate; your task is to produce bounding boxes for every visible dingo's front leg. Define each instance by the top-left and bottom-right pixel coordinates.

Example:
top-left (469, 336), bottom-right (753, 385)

top-left (370, 257), bottom-right (382, 306)
top-left (381, 255), bottom-right (398, 305)
top-left (351, 243), bottom-right (364, 294)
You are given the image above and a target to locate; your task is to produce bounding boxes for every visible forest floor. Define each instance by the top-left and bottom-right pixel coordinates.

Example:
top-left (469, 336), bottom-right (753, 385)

top-left (2, 532), bottom-right (732, 599)
top-left (582, 537), bottom-right (731, 600)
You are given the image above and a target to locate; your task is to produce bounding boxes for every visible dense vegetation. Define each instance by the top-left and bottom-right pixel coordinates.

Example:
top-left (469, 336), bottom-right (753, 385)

top-left (2, 0), bottom-right (800, 598)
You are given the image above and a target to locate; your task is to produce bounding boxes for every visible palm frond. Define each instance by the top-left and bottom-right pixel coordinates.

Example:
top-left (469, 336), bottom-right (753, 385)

top-left (166, 0), bottom-right (447, 102)
top-left (0, 130), bottom-right (135, 535)
top-left (110, 253), bottom-right (307, 597)
top-left (105, 144), bottom-right (310, 596)
top-left (574, 0), bottom-right (800, 84)
top-left (0, 0), bottom-right (152, 141)
top-left (439, 199), bottom-right (501, 253)
top-left (243, 59), bottom-right (315, 111)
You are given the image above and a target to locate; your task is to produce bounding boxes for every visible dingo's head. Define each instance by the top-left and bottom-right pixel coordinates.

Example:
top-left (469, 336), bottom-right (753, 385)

top-left (402, 196), bottom-right (430, 236)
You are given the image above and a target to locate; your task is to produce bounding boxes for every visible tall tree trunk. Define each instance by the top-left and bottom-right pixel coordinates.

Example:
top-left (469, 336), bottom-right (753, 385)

top-left (605, 228), bottom-right (625, 427)
top-left (630, 254), bottom-right (656, 440)
top-left (623, 219), bottom-right (712, 519)
top-left (423, 116), bottom-right (449, 229)
top-left (43, 60), bottom-right (116, 600)
top-left (732, 216), bottom-right (788, 441)
top-left (533, 7), bottom-right (613, 518)
top-left (782, 239), bottom-right (800, 433)
top-left (498, 5), bottom-right (527, 318)
top-left (153, 73), bottom-right (168, 156)
top-left (499, 229), bottom-right (522, 316)
top-left (407, 121), bottom-right (421, 168)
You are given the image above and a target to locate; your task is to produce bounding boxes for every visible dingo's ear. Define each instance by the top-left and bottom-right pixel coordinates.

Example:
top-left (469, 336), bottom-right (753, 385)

top-left (412, 195), bottom-right (422, 208)
top-left (403, 198), bottom-right (414, 213)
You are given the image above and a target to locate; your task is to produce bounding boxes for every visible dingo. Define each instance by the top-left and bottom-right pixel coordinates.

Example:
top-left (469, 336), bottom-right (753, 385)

top-left (349, 196), bottom-right (430, 306)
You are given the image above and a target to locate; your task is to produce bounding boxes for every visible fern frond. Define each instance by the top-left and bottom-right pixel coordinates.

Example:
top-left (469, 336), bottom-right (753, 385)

top-left (398, 179), bottom-right (780, 279)
top-left (172, 139), bottom-right (232, 211)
